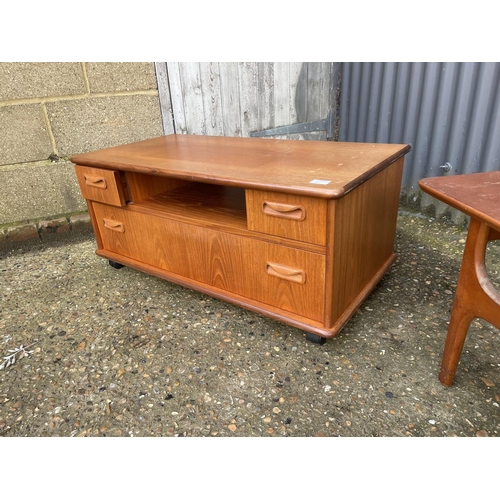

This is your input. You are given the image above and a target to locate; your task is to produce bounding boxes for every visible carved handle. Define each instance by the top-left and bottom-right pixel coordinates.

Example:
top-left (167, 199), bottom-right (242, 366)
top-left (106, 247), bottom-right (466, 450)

top-left (266, 262), bottom-right (306, 284)
top-left (262, 201), bottom-right (306, 221)
top-left (85, 175), bottom-right (107, 189)
top-left (103, 218), bottom-right (125, 233)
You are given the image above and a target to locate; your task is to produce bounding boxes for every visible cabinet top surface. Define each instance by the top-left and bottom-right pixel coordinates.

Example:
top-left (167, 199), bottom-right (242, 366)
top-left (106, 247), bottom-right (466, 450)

top-left (71, 134), bottom-right (410, 198)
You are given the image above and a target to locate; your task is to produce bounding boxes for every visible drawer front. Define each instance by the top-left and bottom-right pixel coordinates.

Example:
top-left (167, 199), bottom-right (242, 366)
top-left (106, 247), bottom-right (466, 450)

top-left (75, 165), bottom-right (126, 207)
top-left (93, 203), bottom-right (325, 322)
top-left (246, 190), bottom-right (327, 245)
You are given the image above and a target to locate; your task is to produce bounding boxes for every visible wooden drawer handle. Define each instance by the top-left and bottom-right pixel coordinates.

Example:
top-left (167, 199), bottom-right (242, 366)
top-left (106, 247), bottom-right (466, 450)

top-left (266, 262), bottom-right (306, 284)
top-left (84, 175), bottom-right (107, 189)
top-left (103, 218), bottom-right (125, 233)
top-left (262, 201), bottom-right (306, 221)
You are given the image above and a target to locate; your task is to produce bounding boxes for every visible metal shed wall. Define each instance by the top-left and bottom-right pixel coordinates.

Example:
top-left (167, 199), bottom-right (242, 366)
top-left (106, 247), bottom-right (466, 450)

top-left (339, 62), bottom-right (500, 200)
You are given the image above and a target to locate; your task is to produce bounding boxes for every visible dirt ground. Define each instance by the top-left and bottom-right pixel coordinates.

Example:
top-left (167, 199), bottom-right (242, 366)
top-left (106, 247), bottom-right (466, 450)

top-left (1, 210), bottom-right (499, 438)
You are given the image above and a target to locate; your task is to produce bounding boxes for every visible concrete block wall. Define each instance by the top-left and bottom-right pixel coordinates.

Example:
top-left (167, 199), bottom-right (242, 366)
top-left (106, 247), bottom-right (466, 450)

top-left (0, 62), bottom-right (165, 246)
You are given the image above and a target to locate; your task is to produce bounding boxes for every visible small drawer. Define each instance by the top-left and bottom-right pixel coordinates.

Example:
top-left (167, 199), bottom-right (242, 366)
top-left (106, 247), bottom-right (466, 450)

top-left (246, 190), bottom-right (327, 245)
top-left (75, 165), bottom-right (126, 207)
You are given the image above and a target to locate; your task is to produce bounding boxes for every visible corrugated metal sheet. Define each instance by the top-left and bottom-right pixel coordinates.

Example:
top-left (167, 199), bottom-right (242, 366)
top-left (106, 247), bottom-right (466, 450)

top-left (339, 62), bottom-right (500, 192)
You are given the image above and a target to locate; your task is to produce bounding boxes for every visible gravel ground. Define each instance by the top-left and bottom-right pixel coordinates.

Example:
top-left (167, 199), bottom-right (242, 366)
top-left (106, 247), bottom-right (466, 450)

top-left (1, 210), bottom-right (499, 439)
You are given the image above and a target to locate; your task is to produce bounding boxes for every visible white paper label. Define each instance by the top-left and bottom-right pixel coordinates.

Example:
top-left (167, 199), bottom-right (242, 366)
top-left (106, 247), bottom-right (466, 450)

top-left (309, 179), bottom-right (331, 185)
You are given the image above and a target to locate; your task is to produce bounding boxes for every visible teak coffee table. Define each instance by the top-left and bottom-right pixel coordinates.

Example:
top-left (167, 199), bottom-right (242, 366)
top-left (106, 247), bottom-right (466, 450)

top-left (419, 171), bottom-right (500, 385)
top-left (72, 134), bottom-right (410, 343)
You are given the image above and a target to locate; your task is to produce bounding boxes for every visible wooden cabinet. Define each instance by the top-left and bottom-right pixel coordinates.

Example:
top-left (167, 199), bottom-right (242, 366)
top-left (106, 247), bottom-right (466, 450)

top-left (72, 134), bottom-right (410, 343)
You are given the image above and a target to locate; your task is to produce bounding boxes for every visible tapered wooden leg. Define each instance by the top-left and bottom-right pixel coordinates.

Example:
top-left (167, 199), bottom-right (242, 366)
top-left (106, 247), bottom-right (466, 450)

top-left (439, 218), bottom-right (500, 386)
top-left (439, 303), bottom-right (474, 386)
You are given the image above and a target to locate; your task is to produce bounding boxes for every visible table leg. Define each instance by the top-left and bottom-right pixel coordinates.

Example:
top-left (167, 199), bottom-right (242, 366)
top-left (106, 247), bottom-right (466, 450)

top-left (439, 218), bottom-right (500, 386)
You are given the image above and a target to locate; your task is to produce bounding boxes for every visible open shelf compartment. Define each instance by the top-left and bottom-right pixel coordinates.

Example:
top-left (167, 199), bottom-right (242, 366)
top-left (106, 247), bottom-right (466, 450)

top-left (126, 180), bottom-right (248, 231)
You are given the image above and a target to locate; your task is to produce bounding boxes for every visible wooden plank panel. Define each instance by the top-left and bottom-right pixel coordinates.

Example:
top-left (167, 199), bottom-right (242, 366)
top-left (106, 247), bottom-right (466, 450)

top-left (319, 62), bottom-right (333, 122)
top-left (289, 62), bottom-right (305, 139)
top-left (257, 62), bottom-right (274, 132)
top-left (154, 62), bottom-right (175, 134)
top-left (306, 62), bottom-right (323, 122)
top-left (219, 62), bottom-right (242, 137)
top-left (178, 62), bottom-right (205, 135)
top-left (304, 62), bottom-right (329, 141)
top-left (238, 62), bottom-right (259, 136)
top-left (158, 61), bottom-right (332, 141)
top-left (289, 63), bottom-right (303, 122)
top-left (274, 62), bottom-right (290, 127)
top-left (292, 62), bottom-right (330, 141)
top-left (166, 62), bottom-right (187, 134)
top-left (200, 62), bottom-right (224, 136)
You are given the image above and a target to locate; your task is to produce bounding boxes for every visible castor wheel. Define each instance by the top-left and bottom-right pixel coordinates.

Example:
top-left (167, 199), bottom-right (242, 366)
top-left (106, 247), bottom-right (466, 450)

top-left (108, 260), bottom-right (125, 269)
top-left (306, 333), bottom-right (326, 345)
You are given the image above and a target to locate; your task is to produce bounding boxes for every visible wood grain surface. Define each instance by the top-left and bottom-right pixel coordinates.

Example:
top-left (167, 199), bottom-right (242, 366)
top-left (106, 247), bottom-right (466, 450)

top-left (247, 189), bottom-right (327, 245)
top-left (71, 134), bottom-right (410, 199)
top-left (75, 166), bottom-right (126, 207)
top-left (419, 171), bottom-right (500, 232)
top-left (92, 202), bottom-right (326, 322)
top-left (326, 157), bottom-right (404, 327)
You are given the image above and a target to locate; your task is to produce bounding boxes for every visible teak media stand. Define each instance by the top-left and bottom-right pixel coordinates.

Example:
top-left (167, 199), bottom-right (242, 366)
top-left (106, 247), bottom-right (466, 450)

top-left (72, 135), bottom-right (410, 344)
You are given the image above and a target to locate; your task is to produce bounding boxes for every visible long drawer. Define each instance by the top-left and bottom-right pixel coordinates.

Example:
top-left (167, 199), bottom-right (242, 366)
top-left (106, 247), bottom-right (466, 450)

top-left (92, 203), bottom-right (326, 322)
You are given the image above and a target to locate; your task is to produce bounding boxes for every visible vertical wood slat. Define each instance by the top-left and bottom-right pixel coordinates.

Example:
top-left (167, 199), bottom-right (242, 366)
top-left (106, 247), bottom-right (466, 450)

top-left (238, 62), bottom-right (259, 137)
top-left (306, 62), bottom-right (323, 122)
top-left (154, 62), bottom-right (175, 135)
top-left (219, 62), bottom-right (242, 137)
top-left (178, 62), bottom-right (205, 135)
top-left (289, 62), bottom-right (303, 127)
top-left (257, 62), bottom-right (274, 132)
top-left (274, 62), bottom-right (290, 128)
top-left (301, 62), bottom-right (330, 140)
top-left (166, 62), bottom-right (187, 134)
top-left (199, 62), bottom-right (224, 136)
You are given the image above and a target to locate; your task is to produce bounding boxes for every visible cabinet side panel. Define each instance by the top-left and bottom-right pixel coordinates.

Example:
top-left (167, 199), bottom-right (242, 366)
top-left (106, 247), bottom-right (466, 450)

top-left (327, 158), bottom-right (404, 327)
